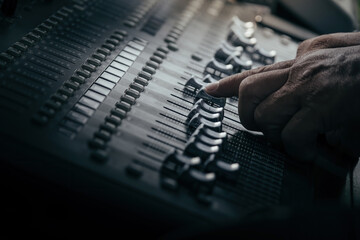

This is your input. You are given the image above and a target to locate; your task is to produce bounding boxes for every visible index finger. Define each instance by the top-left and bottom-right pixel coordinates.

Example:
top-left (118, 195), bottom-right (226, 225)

top-left (205, 59), bottom-right (295, 97)
top-left (239, 67), bottom-right (291, 130)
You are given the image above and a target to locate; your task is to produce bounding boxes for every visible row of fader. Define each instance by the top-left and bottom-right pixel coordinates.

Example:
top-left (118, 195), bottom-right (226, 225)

top-left (160, 86), bottom-right (239, 204)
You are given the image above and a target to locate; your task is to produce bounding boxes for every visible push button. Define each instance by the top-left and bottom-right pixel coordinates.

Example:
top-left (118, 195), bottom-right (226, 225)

top-left (71, 75), bottom-right (85, 84)
top-left (111, 108), bottom-right (127, 119)
top-left (115, 101), bottom-right (131, 112)
top-left (88, 138), bottom-right (106, 149)
top-left (45, 100), bottom-right (62, 110)
top-left (64, 81), bottom-right (80, 90)
top-left (138, 71), bottom-right (152, 80)
top-left (57, 86), bottom-right (74, 97)
top-left (121, 94), bottom-right (136, 105)
top-left (153, 50), bottom-right (166, 59)
top-left (157, 46), bottom-right (169, 54)
top-left (125, 88), bottom-right (141, 99)
top-left (191, 54), bottom-right (203, 62)
top-left (142, 66), bottom-right (156, 75)
top-left (150, 56), bottom-right (163, 64)
top-left (130, 82), bottom-right (145, 92)
top-left (105, 115), bottom-right (121, 126)
top-left (100, 122), bottom-right (117, 134)
top-left (114, 30), bottom-right (128, 36)
top-left (110, 34), bottom-right (124, 42)
top-left (82, 63), bottom-right (97, 72)
top-left (167, 43), bottom-right (179, 51)
top-left (146, 61), bottom-right (159, 69)
top-left (92, 53), bottom-right (106, 61)
top-left (134, 76), bottom-right (149, 86)
top-left (76, 69), bottom-right (91, 78)
top-left (87, 58), bottom-right (101, 67)
top-left (94, 130), bottom-right (111, 142)
top-left (91, 149), bottom-right (109, 163)
top-left (102, 43), bottom-right (116, 51)
top-left (106, 38), bottom-right (120, 46)
top-left (97, 47), bottom-right (111, 56)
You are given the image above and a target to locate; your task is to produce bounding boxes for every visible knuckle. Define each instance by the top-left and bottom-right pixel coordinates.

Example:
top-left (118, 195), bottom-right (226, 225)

top-left (297, 35), bottom-right (329, 56)
top-left (238, 77), bottom-right (253, 98)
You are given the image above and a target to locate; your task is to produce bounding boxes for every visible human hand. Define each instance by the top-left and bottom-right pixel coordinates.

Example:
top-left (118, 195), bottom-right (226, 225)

top-left (205, 32), bottom-right (360, 162)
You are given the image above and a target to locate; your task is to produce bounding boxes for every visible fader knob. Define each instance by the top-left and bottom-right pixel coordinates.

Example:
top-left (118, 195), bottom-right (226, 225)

top-left (251, 48), bottom-right (276, 65)
top-left (204, 155), bottom-right (239, 183)
top-left (192, 123), bottom-right (227, 140)
top-left (202, 74), bottom-right (217, 84)
top-left (204, 58), bottom-right (233, 79)
top-left (185, 137), bottom-right (220, 159)
top-left (226, 55), bottom-right (252, 73)
top-left (214, 46), bottom-right (241, 63)
top-left (161, 150), bottom-right (201, 179)
top-left (228, 25), bottom-right (257, 52)
top-left (194, 88), bottom-right (226, 107)
top-left (188, 113), bottom-right (222, 132)
top-left (185, 75), bottom-right (204, 90)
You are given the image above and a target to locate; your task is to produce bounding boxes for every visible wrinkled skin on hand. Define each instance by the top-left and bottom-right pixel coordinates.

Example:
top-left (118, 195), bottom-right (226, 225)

top-left (205, 32), bottom-right (360, 162)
